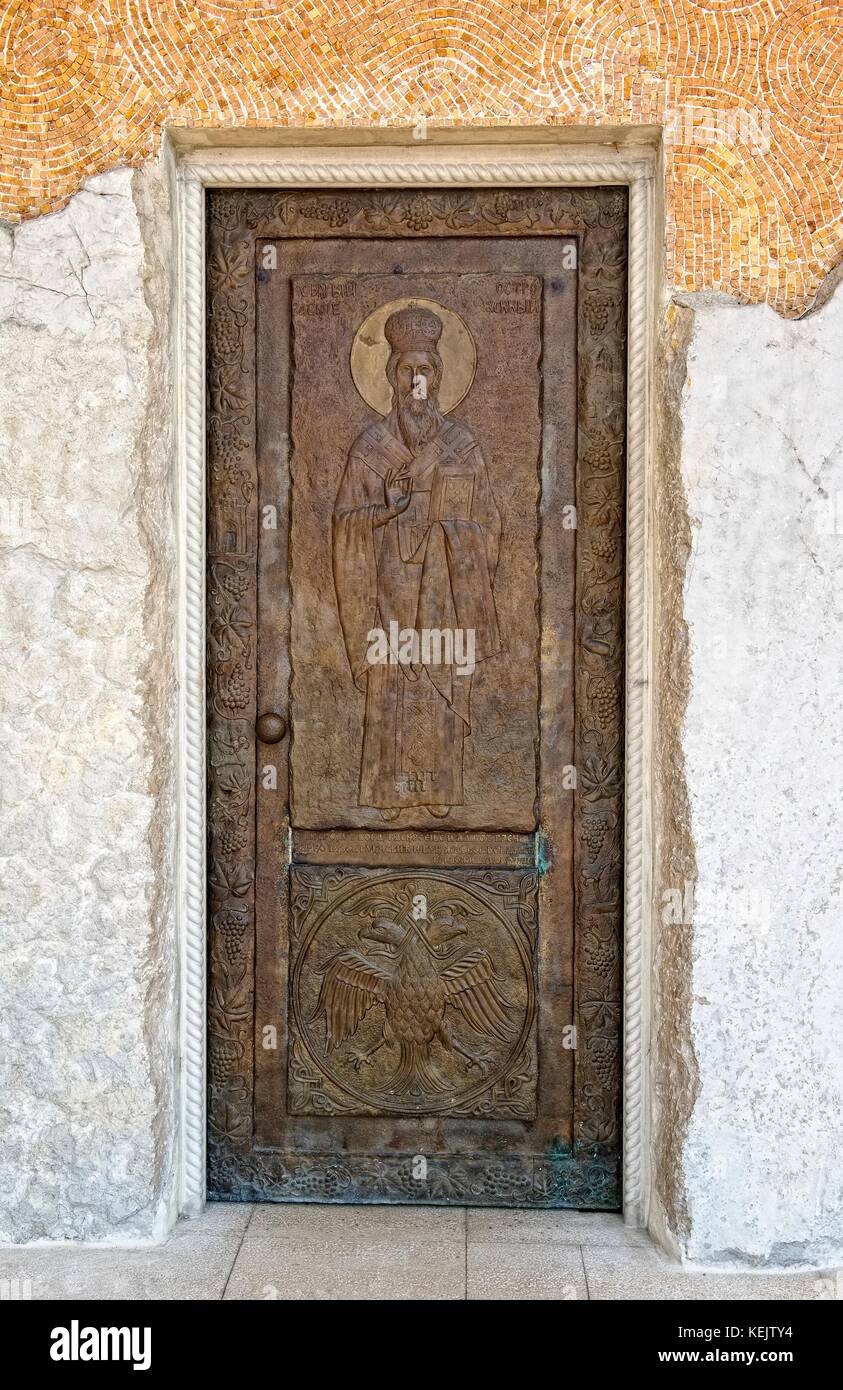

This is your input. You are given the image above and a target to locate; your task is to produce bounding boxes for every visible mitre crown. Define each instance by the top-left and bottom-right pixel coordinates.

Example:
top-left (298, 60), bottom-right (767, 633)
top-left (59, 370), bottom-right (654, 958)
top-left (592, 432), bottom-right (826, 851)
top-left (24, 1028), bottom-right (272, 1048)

top-left (384, 304), bottom-right (443, 354)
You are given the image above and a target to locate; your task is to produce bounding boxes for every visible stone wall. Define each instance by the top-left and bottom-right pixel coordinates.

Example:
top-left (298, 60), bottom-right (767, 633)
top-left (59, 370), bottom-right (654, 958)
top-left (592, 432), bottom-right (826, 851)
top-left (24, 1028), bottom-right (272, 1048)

top-left (1, 0), bottom-right (842, 1258)
top-left (674, 288), bottom-right (843, 1266)
top-left (0, 165), bottom-right (176, 1242)
top-left (2, 155), bottom-right (841, 1262)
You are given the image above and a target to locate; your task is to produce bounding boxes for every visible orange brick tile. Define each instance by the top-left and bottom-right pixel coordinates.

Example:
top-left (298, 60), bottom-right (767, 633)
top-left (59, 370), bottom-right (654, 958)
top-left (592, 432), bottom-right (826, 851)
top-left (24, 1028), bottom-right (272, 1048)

top-left (0, 1), bottom-right (840, 313)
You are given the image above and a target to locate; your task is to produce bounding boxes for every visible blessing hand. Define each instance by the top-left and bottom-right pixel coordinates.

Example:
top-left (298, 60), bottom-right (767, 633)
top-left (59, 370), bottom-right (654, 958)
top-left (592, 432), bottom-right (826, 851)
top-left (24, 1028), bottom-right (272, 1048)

top-left (385, 467), bottom-right (412, 514)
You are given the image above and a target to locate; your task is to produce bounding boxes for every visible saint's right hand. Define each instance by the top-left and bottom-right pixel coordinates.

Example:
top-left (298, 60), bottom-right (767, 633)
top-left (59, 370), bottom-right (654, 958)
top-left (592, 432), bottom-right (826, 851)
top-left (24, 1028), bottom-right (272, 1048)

top-left (385, 468), bottom-right (412, 514)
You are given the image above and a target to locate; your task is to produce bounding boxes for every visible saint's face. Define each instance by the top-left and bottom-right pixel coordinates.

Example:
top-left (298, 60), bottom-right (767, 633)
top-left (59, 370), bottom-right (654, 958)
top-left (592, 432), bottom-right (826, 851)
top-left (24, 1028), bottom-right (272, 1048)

top-left (392, 350), bottom-right (440, 405)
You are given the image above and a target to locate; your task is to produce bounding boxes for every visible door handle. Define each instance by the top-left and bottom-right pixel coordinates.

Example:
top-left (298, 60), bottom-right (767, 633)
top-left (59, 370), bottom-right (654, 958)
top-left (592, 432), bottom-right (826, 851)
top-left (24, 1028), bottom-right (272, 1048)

top-left (255, 711), bottom-right (287, 744)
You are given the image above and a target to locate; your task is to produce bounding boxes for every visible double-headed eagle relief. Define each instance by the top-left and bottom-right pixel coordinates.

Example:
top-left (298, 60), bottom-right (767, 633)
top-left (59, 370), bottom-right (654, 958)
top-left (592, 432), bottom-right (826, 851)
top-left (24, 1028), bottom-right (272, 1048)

top-left (289, 871), bottom-right (537, 1118)
top-left (332, 302), bottom-right (504, 819)
top-left (312, 892), bottom-right (515, 1099)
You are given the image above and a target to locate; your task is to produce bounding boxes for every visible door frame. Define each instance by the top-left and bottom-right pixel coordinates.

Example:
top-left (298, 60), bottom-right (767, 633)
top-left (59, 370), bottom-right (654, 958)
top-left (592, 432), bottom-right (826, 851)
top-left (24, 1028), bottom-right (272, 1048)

top-left (172, 134), bottom-right (657, 1226)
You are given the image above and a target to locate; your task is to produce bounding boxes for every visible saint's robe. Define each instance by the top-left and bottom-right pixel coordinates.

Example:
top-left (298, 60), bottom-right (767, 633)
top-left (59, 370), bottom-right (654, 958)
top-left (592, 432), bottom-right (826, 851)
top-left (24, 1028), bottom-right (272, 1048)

top-left (332, 408), bottom-right (502, 810)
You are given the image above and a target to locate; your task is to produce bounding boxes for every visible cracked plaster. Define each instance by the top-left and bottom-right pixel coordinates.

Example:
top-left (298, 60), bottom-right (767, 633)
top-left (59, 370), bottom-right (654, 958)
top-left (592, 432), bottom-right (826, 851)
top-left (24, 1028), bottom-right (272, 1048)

top-left (1, 159), bottom-right (842, 1264)
top-left (0, 164), bottom-right (176, 1242)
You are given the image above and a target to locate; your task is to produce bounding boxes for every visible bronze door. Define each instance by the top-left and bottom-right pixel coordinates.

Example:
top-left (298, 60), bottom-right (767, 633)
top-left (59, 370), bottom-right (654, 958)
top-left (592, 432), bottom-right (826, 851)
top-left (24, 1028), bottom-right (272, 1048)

top-left (207, 188), bottom-right (627, 1207)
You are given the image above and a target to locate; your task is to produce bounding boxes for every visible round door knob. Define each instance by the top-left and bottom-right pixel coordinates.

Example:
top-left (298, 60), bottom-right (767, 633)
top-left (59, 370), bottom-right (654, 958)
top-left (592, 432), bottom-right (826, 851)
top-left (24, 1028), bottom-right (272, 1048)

top-left (255, 711), bottom-right (287, 744)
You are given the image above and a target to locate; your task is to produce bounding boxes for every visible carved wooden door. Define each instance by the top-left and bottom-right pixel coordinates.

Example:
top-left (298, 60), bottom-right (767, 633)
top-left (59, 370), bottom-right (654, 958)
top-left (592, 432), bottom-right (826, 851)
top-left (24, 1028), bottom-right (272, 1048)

top-left (207, 187), bottom-right (627, 1207)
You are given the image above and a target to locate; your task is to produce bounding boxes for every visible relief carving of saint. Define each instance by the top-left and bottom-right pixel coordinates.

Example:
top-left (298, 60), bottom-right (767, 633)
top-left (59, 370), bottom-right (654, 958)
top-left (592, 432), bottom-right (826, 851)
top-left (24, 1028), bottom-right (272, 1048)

top-left (332, 302), bottom-right (503, 819)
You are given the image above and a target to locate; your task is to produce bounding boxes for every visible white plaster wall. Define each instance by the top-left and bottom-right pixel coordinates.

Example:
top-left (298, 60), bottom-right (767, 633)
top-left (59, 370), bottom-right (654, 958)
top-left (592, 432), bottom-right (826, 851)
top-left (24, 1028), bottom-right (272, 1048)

top-left (0, 168), bottom-right (176, 1242)
top-left (2, 159), bottom-right (842, 1264)
top-left (679, 289), bottom-right (843, 1265)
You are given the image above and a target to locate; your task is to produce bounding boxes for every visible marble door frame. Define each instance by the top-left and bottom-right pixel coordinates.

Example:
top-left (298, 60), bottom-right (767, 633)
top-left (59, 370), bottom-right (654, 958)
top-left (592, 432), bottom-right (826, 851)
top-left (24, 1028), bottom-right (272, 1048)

top-left (171, 132), bottom-right (658, 1227)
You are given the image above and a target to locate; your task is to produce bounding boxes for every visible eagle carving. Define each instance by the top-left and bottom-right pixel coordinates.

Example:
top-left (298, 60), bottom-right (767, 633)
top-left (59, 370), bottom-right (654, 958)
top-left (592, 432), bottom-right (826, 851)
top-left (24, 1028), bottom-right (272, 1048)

top-left (311, 894), bottom-right (516, 1099)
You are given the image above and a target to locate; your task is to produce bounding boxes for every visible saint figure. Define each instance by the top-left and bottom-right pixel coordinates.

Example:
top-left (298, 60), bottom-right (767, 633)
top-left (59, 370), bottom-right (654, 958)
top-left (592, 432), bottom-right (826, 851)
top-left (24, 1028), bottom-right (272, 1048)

top-left (333, 305), bottom-right (503, 820)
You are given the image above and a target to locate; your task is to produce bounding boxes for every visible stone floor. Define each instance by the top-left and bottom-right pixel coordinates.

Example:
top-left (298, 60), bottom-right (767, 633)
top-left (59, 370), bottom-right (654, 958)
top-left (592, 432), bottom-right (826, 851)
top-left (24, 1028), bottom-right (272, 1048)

top-left (1, 1206), bottom-right (837, 1300)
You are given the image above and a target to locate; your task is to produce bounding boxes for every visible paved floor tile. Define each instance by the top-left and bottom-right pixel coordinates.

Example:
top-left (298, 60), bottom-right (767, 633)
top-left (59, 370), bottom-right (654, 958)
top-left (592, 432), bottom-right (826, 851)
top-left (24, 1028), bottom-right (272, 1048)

top-left (583, 1244), bottom-right (827, 1301)
top-left (1, 1206), bottom-right (835, 1301)
top-left (467, 1208), bottom-right (650, 1248)
top-left (246, 1201), bottom-right (464, 1246)
top-left (468, 1240), bottom-right (587, 1300)
top-left (225, 1205), bottom-right (465, 1300)
top-left (0, 1207), bottom-right (252, 1301)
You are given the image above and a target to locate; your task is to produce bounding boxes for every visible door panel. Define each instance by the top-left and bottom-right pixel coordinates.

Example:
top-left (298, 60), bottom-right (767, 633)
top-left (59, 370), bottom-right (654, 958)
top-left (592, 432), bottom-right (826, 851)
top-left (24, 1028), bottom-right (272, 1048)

top-left (206, 189), bottom-right (627, 1207)
top-left (289, 268), bottom-right (541, 832)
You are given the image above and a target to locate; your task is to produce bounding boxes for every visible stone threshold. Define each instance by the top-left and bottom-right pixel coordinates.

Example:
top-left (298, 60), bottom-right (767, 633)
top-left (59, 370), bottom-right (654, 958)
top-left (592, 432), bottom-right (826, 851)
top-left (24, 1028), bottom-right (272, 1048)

top-left (0, 1206), bottom-right (835, 1300)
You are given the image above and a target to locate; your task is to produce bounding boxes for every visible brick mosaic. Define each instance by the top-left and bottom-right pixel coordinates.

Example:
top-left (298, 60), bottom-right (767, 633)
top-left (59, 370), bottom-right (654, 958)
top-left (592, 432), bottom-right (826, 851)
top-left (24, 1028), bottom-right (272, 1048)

top-left (0, 1), bottom-right (841, 313)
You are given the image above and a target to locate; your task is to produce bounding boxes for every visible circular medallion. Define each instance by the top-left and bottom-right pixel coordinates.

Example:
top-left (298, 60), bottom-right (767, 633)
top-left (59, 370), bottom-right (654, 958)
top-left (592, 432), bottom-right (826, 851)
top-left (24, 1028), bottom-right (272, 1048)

top-left (291, 873), bottom-right (535, 1117)
top-left (350, 297), bottom-right (477, 416)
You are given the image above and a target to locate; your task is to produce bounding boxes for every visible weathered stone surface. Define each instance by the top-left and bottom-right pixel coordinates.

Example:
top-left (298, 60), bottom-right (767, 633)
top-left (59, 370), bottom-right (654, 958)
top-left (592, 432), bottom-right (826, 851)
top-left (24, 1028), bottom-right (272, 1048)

top-left (675, 286), bottom-right (843, 1265)
top-left (1, 157), bottom-right (842, 1266)
top-left (650, 301), bottom-right (699, 1261)
top-left (0, 166), bottom-right (176, 1242)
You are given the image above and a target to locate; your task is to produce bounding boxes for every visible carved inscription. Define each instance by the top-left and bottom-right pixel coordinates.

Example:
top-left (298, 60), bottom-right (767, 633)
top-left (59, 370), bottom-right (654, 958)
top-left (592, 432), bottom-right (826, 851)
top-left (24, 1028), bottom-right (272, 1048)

top-left (292, 829), bottom-right (535, 868)
top-left (289, 869), bottom-right (538, 1118)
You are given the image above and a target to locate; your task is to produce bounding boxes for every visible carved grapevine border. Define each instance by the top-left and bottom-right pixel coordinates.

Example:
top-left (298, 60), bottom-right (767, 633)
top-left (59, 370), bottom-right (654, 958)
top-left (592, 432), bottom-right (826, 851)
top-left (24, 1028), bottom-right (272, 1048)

top-left (206, 187), bottom-right (626, 1203)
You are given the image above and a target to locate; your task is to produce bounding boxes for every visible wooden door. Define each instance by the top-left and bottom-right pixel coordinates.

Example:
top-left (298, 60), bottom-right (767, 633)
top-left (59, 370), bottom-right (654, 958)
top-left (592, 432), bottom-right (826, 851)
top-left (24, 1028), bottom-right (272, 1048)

top-left (206, 187), bottom-right (626, 1207)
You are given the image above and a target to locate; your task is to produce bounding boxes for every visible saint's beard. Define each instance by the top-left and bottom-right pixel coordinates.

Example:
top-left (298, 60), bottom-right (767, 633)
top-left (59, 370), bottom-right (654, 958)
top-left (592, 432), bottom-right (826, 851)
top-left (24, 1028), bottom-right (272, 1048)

top-left (396, 391), bottom-right (444, 451)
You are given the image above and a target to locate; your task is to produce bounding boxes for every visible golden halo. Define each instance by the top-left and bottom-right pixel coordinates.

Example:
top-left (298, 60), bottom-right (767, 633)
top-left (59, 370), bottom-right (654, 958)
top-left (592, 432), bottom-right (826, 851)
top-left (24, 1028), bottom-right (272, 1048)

top-left (350, 297), bottom-right (476, 416)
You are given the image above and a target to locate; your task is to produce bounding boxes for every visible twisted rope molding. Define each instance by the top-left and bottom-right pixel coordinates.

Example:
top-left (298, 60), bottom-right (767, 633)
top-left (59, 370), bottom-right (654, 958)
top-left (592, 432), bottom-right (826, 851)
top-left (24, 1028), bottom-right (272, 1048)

top-left (178, 172), bottom-right (207, 1215)
top-left (176, 152), bottom-right (655, 1223)
top-left (622, 175), bottom-right (653, 1227)
top-left (184, 157), bottom-right (650, 187)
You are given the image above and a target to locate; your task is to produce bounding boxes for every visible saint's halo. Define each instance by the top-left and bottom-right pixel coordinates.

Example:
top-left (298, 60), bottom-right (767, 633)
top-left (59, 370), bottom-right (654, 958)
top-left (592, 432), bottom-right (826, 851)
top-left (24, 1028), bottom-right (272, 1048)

top-left (350, 297), bottom-right (477, 416)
